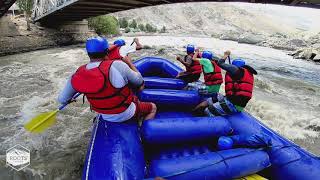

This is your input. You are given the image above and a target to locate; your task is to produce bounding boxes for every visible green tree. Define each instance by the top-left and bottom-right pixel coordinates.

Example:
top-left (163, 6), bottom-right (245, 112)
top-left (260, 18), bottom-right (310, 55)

top-left (145, 23), bottom-right (153, 32)
top-left (145, 23), bottom-right (157, 33)
top-left (16, 0), bottom-right (33, 30)
top-left (138, 24), bottom-right (145, 31)
top-left (160, 26), bottom-right (166, 33)
top-left (88, 15), bottom-right (119, 35)
top-left (119, 18), bottom-right (128, 28)
top-left (129, 19), bottom-right (137, 29)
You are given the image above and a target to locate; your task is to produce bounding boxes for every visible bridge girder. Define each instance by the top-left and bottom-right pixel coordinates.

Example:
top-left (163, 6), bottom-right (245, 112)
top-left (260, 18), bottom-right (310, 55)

top-left (32, 0), bottom-right (320, 23)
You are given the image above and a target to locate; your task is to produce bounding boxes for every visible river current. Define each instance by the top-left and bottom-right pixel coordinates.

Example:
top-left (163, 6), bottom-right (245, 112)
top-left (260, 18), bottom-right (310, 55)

top-left (0, 36), bottom-right (319, 179)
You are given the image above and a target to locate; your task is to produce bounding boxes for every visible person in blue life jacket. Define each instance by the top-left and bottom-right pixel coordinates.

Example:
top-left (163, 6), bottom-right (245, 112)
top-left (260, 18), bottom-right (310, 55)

top-left (58, 37), bottom-right (157, 122)
top-left (193, 50), bottom-right (257, 116)
top-left (176, 44), bottom-right (202, 83)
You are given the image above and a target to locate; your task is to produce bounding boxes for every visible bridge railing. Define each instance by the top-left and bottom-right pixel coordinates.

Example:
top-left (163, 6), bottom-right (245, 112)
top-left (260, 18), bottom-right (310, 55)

top-left (32, 0), bottom-right (72, 20)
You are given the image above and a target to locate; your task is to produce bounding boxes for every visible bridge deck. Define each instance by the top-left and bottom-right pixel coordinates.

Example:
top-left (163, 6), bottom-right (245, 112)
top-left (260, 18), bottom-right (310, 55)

top-left (33, 0), bottom-right (320, 22)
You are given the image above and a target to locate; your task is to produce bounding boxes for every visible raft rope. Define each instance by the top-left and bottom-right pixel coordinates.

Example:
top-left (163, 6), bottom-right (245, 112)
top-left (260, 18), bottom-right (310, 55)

top-left (85, 115), bottom-right (100, 180)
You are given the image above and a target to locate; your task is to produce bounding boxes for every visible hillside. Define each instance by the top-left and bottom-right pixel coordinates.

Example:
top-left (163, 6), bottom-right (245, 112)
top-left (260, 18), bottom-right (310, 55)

top-left (114, 2), bottom-right (320, 52)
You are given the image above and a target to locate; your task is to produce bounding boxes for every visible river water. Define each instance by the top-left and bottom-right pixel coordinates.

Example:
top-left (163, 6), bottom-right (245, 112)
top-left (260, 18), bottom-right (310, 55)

top-left (0, 36), bottom-right (319, 179)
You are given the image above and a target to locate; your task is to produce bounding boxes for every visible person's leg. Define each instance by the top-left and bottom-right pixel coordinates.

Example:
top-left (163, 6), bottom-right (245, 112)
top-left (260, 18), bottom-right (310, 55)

top-left (145, 103), bottom-right (157, 120)
top-left (205, 96), bottom-right (239, 116)
top-left (178, 73), bottom-right (200, 83)
top-left (136, 101), bottom-right (157, 120)
top-left (192, 100), bottom-right (208, 116)
top-left (205, 96), bottom-right (228, 116)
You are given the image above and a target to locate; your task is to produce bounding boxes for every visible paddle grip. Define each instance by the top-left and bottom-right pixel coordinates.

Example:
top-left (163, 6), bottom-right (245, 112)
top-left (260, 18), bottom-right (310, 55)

top-left (58, 93), bottom-right (81, 110)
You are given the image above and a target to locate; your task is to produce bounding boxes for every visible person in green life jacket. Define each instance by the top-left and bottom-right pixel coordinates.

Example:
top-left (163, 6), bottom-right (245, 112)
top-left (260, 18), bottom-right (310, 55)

top-left (192, 49), bottom-right (223, 95)
top-left (176, 44), bottom-right (202, 83)
top-left (193, 50), bottom-right (258, 116)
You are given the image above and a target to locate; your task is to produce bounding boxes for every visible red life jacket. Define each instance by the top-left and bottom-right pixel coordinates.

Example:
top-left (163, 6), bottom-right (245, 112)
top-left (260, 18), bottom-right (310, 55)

top-left (185, 54), bottom-right (202, 75)
top-left (225, 67), bottom-right (254, 99)
top-left (108, 46), bottom-right (123, 60)
top-left (71, 60), bottom-right (134, 114)
top-left (203, 61), bottom-right (223, 86)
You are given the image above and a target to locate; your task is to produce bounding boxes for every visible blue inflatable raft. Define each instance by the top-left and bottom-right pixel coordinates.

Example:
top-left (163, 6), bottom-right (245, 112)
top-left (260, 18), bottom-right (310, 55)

top-left (82, 57), bottom-right (320, 180)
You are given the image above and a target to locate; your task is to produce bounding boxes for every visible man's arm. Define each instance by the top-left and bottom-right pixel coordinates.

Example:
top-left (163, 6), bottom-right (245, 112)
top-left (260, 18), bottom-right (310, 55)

top-left (58, 77), bottom-right (78, 104)
top-left (113, 60), bottom-right (144, 88)
top-left (122, 56), bottom-right (139, 72)
top-left (133, 38), bottom-right (143, 50)
top-left (217, 51), bottom-right (241, 78)
top-left (218, 59), bottom-right (240, 77)
top-left (176, 56), bottom-right (192, 67)
top-left (193, 49), bottom-right (201, 62)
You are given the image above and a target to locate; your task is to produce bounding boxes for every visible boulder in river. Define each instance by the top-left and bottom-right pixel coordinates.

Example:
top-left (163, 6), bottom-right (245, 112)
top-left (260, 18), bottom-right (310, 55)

top-left (290, 47), bottom-right (320, 62)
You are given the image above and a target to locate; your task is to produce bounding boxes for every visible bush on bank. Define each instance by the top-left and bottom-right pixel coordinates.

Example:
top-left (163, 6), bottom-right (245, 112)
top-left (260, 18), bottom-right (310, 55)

top-left (88, 15), bottom-right (120, 35)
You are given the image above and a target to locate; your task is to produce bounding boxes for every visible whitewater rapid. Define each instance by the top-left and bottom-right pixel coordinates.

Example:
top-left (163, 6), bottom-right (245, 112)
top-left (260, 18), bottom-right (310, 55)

top-left (0, 36), bottom-right (319, 179)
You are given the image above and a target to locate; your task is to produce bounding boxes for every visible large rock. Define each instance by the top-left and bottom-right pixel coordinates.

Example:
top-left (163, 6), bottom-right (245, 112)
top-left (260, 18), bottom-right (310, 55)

top-left (290, 47), bottom-right (320, 62)
top-left (0, 16), bottom-right (20, 37)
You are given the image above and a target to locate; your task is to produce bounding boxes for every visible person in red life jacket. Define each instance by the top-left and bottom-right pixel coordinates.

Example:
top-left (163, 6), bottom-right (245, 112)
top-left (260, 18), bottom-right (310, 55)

top-left (192, 50), bottom-right (223, 95)
top-left (176, 44), bottom-right (202, 83)
top-left (108, 37), bottom-right (143, 60)
top-left (58, 37), bottom-right (157, 122)
top-left (193, 51), bottom-right (257, 116)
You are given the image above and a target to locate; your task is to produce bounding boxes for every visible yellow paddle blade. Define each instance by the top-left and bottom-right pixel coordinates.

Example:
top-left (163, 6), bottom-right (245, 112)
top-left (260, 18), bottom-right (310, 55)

top-left (235, 174), bottom-right (268, 180)
top-left (24, 109), bottom-right (59, 133)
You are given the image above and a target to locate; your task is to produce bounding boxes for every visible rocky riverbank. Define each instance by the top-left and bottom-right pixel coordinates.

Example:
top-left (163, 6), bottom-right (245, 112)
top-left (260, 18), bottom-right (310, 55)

top-left (289, 48), bottom-right (320, 63)
top-left (289, 35), bottom-right (320, 63)
top-left (0, 16), bottom-right (95, 56)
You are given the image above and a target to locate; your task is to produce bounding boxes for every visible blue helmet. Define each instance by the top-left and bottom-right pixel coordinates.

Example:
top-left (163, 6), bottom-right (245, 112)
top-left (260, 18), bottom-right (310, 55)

top-left (113, 39), bottom-right (126, 47)
top-left (201, 51), bottom-right (213, 60)
top-left (232, 59), bottom-right (246, 67)
top-left (186, 44), bottom-right (195, 54)
top-left (86, 37), bottom-right (109, 54)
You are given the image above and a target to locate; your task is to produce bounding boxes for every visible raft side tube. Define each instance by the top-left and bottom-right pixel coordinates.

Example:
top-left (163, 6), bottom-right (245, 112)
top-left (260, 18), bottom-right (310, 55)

top-left (155, 111), bottom-right (194, 119)
top-left (143, 77), bottom-right (187, 90)
top-left (82, 117), bottom-right (145, 180)
top-left (148, 148), bottom-right (271, 180)
top-left (227, 112), bottom-right (320, 179)
top-left (142, 117), bottom-right (233, 144)
top-left (138, 89), bottom-right (200, 108)
top-left (134, 57), bottom-right (183, 78)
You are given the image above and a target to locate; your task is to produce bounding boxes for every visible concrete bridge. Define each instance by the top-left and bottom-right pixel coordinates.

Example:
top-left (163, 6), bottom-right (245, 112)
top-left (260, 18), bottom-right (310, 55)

top-left (32, 0), bottom-right (319, 23)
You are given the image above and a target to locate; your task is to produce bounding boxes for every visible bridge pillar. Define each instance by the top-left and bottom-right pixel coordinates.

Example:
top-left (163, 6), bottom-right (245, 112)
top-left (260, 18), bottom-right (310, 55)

top-left (55, 20), bottom-right (89, 33)
top-left (40, 20), bottom-right (89, 33)
top-left (39, 19), bottom-right (94, 43)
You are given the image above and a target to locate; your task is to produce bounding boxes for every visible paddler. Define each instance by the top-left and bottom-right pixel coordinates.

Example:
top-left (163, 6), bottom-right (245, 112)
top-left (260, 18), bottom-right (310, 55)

top-left (193, 50), bottom-right (257, 116)
top-left (176, 44), bottom-right (202, 83)
top-left (192, 49), bottom-right (223, 96)
top-left (108, 37), bottom-right (143, 60)
top-left (58, 37), bottom-right (157, 122)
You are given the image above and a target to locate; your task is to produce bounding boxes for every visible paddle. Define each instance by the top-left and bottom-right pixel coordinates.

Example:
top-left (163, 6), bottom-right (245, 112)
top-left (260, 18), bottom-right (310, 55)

top-left (227, 55), bottom-right (231, 64)
top-left (119, 39), bottom-right (137, 57)
top-left (24, 93), bottom-right (81, 133)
